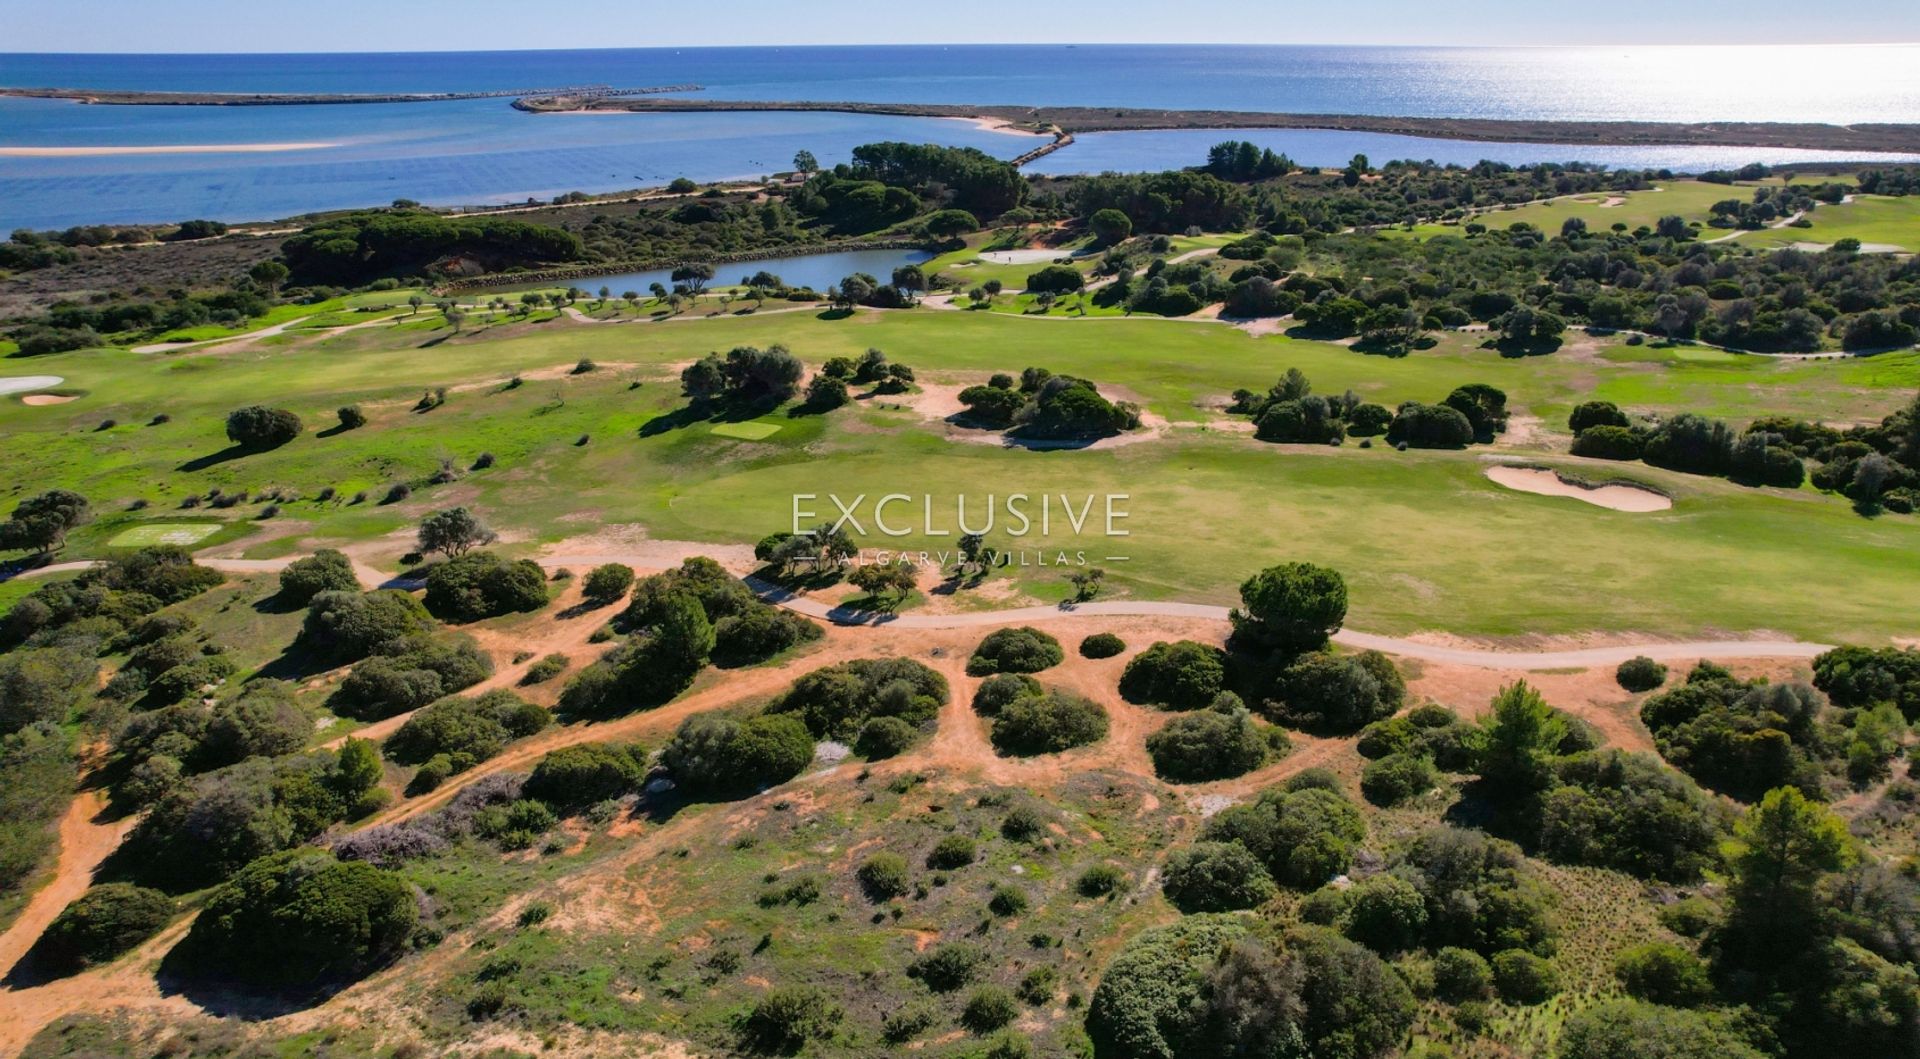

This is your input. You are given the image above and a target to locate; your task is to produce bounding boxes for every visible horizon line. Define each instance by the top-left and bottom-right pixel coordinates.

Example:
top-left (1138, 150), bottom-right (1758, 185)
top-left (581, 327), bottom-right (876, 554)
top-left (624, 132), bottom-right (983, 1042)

top-left (5, 40), bottom-right (1919, 57)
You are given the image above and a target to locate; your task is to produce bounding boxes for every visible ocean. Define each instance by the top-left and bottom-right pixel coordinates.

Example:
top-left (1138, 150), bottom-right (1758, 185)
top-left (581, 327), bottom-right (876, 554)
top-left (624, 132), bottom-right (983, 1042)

top-left (3, 44), bottom-right (1918, 230)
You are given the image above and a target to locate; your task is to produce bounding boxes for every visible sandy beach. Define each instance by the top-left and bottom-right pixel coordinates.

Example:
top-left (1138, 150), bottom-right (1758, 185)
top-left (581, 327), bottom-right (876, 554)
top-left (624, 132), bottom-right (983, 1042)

top-left (942, 115), bottom-right (1049, 137)
top-left (0, 142), bottom-right (337, 157)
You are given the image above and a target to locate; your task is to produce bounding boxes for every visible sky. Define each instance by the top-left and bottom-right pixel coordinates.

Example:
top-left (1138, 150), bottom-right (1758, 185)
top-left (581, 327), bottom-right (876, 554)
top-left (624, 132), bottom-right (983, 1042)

top-left (3, 0), bottom-right (1917, 51)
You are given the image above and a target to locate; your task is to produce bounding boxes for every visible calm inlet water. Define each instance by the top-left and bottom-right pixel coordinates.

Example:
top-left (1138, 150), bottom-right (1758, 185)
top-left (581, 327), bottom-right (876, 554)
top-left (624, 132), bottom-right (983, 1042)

top-left (4, 45), bottom-right (1918, 229)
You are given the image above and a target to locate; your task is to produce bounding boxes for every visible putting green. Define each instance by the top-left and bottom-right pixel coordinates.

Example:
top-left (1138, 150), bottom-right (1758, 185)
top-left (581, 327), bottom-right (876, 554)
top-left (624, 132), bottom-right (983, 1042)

top-left (711, 421), bottom-right (783, 440)
top-left (108, 523), bottom-right (221, 548)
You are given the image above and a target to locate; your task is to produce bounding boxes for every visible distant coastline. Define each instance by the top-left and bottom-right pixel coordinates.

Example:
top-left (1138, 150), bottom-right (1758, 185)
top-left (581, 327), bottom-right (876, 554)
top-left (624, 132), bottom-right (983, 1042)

top-left (0, 84), bottom-right (700, 106)
top-left (514, 95), bottom-right (1920, 156)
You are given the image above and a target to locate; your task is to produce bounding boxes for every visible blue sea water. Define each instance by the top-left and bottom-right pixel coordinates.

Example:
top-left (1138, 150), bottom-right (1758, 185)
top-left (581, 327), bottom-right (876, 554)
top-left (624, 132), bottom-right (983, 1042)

top-left (502, 248), bottom-right (936, 296)
top-left (3, 45), bottom-right (1918, 229)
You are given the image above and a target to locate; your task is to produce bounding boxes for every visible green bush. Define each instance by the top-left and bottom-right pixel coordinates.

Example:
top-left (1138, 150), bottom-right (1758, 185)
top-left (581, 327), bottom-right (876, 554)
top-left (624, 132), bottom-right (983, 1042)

top-left (856, 852), bottom-right (911, 901)
top-left (1559, 999), bottom-right (1766, 1059)
top-left (331, 634), bottom-right (491, 720)
top-left (1272, 649), bottom-right (1405, 731)
top-left (990, 689), bottom-right (1108, 756)
top-left (660, 711), bottom-right (814, 797)
top-left (1161, 841), bottom-right (1277, 912)
top-left (522, 742), bottom-right (649, 806)
top-left (972, 673), bottom-right (1041, 716)
top-left (962, 986), bottom-right (1020, 1031)
top-left (710, 604), bottom-right (824, 666)
top-left (855, 715), bottom-right (917, 758)
top-left (520, 652), bottom-right (568, 685)
top-left (581, 563), bottom-right (635, 605)
top-left (39, 883), bottom-right (174, 970)
top-left (1432, 946), bottom-right (1493, 1002)
top-left (1080, 632), bottom-right (1126, 658)
top-left (301, 590), bottom-right (436, 664)
top-left (999, 803), bottom-right (1045, 841)
top-left (1146, 708), bottom-right (1276, 782)
top-left (384, 688), bottom-right (547, 766)
top-left (907, 941), bottom-right (986, 991)
top-left (1361, 752), bottom-right (1438, 805)
top-left (1490, 949), bottom-right (1558, 1004)
top-left (423, 551), bottom-right (549, 622)
top-left (967, 626), bottom-right (1065, 675)
top-left (988, 883), bottom-right (1029, 916)
top-left (1341, 874), bottom-right (1428, 954)
top-left (773, 656), bottom-right (947, 739)
top-left (1201, 785), bottom-right (1367, 889)
top-left (1570, 424), bottom-right (1644, 460)
top-left (1230, 561), bottom-right (1348, 652)
top-left (277, 549), bottom-right (358, 605)
top-left (225, 405), bottom-right (303, 449)
top-left (928, 834), bottom-right (978, 869)
top-left (1614, 941), bottom-right (1713, 1006)
top-left (1077, 864), bottom-right (1127, 897)
top-left (1, 648), bottom-right (100, 733)
top-left (742, 985), bottom-right (842, 1052)
top-left (186, 848), bottom-right (415, 985)
top-left (1616, 655), bottom-right (1669, 692)
top-left (1119, 640), bottom-right (1227, 710)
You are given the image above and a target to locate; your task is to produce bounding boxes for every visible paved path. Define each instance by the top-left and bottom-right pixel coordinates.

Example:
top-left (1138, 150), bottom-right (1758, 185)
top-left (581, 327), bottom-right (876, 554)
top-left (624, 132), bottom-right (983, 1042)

top-left (5, 551), bottom-right (1827, 672)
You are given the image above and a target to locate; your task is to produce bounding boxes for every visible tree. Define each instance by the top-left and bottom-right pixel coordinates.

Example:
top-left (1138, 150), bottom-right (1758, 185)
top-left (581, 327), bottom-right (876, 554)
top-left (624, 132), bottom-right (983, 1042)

top-left (1559, 1000), bottom-right (1767, 1059)
top-left (1120, 640), bottom-right (1227, 710)
top-left (417, 507), bottom-right (496, 558)
top-left (1162, 841), bottom-right (1277, 912)
top-left (1615, 942), bottom-right (1713, 1006)
top-left (38, 884), bottom-right (174, 971)
top-left (792, 149), bottom-right (818, 175)
top-left (247, 260), bottom-right (289, 296)
top-left (1476, 681), bottom-right (1566, 795)
top-left (890, 264), bottom-right (926, 300)
top-left (1720, 786), bottom-right (1854, 966)
top-left (423, 552), bottom-right (548, 622)
top-left (848, 559), bottom-right (916, 604)
top-left (581, 563), bottom-right (635, 605)
top-left (967, 626), bottom-right (1065, 675)
top-left (671, 261), bottom-right (714, 296)
top-left (1230, 561), bottom-right (1348, 653)
top-left (660, 711), bottom-right (814, 797)
top-left (1090, 208), bottom-right (1134, 245)
top-left (0, 489), bottom-right (90, 554)
top-left (1147, 708), bottom-right (1276, 783)
top-left (224, 405), bottom-right (303, 450)
top-left (523, 742), bottom-right (648, 805)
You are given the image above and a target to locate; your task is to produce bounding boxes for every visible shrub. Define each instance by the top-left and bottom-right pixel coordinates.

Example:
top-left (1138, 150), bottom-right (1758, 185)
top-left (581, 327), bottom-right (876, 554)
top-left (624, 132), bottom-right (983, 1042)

top-left (743, 985), bottom-right (842, 1052)
top-left (224, 405), bottom-right (303, 449)
top-left (1616, 655), bottom-right (1668, 692)
top-left (1490, 949), bottom-right (1558, 1004)
top-left (967, 626), bottom-right (1064, 675)
top-left (1161, 841), bottom-right (1277, 912)
top-left (423, 551), bottom-right (548, 622)
top-left (908, 942), bottom-right (986, 991)
top-left (1078, 864), bottom-right (1127, 897)
top-left (277, 549), bottom-right (358, 605)
top-left (990, 690), bottom-right (1108, 756)
top-left (972, 673), bottom-right (1040, 716)
top-left (1201, 785), bottom-right (1366, 889)
top-left (331, 635), bottom-right (491, 719)
top-left (1361, 752), bottom-right (1438, 805)
top-left (336, 405), bottom-right (367, 430)
top-left (522, 742), bottom-right (648, 806)
top-left (882, 1002), bottom-right (940, 1042)
top-left (384, 688), bottom-right (547, 766)
top-left (1017, 964), bottom-right (1058, 1004)
top-left (1432, 946), bottom-right (1493, 1002)
top-left (660, 711), bottom-right (813, 797)
top-left (520, 652), bottom-right (568, 685)
top-left (198, 681), bottom-right (312, 766)
top-left (301, 589), bottom-right (436, 664)
top-left (185, 848), bottom-right (415, 985)
top-left (1079, 632), bottom-right (1126, 658)
top-left (1146, 708), bottom-right (1274, 782)
top-left (928, 834), bottom-right (977, 869)
top-left (1272, 649), bottom-right (1405, 731)
top-left (988, 883), bottom-right (1029, 916)
top-left (1614, 941), bottom-right (1713, 1006)
top-left (856, 852), bottom-right (910, 901)
top-left (581, 563), bottom-right (635, 605)
top-left (1571, 424), bottom-right (1645, 460)
top-left (999, 803), bottom-right (1045, 841)
top-left (962, 986), bottom-right (1020, 1032)
top-left (1559, 1000), bottom-right (1767, 1059)
top-left (39, 883), bottom-right (174, 970)
top-left (711, 605), bottom-right (823, 666)
top-left (1118, 640), bottom-right (1226, 710)
top-left (772, 657), bottom-right (946, 739)
top-left (854, 715), bottom-right (916, 759)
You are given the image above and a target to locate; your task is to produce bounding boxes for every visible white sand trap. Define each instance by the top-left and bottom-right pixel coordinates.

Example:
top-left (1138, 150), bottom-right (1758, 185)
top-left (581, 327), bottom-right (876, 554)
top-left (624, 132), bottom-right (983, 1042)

top-left (1487, 466), bottom-right (1671, 512)
top-left (978, 249), bottom-right (1074, 265)
top-left (21, 393), bottom-right (77, 405)
top-left (1, 376), bottom-right (64, 396)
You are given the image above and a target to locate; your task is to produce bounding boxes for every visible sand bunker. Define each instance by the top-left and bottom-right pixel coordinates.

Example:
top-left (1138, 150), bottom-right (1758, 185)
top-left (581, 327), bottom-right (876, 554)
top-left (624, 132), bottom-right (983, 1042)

top-left (1, 375), bottom-right (65, 396)
top-left (1486, 466), bottom-right (1672, 512)
top-left (20, 394), bottom-right (76, 405)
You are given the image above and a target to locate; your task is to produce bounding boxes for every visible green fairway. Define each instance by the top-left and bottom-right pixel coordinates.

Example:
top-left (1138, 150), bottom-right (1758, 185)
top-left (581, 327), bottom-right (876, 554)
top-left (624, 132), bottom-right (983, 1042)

top-left (5, 306), bottom-right (1917, 641)
top-left (1729, 194), bottom-right (1920, 252)
top-left (1482, 181), bottom-right (1740, 234)
top-left (106, 522), bottom-right (222, 547)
